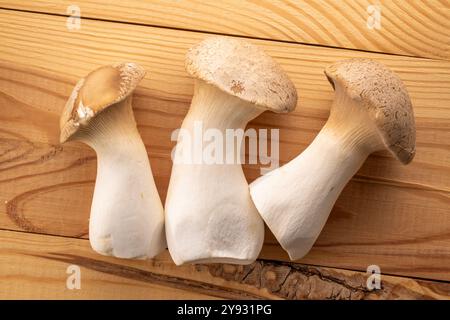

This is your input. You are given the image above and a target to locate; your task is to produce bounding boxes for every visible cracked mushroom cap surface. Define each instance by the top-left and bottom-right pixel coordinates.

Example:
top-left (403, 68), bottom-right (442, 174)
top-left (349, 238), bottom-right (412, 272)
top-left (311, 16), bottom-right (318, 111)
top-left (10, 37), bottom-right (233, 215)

top-left (185, 36), bottom-right (298, 113)
top-left (325, 58), bottom-right (416, 164)
top-left (59, 62), bottom-right (146, 143)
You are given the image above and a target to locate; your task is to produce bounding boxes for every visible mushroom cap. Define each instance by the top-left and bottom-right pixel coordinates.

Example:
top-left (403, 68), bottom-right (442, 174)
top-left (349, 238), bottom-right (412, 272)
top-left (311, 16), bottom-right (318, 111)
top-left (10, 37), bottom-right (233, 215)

top-left (324, 58), bottom-right (416, 164)
top-left (59, 62), bottom-right (146, 143)
top-left (185, 36), bottom-right (297, 113)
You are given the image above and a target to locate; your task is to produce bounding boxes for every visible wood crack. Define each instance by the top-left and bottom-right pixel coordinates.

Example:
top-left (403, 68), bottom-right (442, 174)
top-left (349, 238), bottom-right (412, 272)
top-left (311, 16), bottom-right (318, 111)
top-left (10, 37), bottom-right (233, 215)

top-left (201, 259), bottom-right (449, 300)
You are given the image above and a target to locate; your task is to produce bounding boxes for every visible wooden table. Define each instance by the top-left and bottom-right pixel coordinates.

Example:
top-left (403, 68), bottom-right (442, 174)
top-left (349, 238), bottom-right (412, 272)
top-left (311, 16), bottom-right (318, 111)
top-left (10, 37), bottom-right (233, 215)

top-left (0, 0), bottom-right (449, 299)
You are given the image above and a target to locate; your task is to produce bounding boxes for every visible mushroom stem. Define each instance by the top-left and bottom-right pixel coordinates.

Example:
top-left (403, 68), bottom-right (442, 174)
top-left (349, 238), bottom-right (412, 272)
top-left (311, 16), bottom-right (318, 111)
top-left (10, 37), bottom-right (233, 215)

top-left (165, 80), bottom-right (264, 265)
top-left (250, 90), bottom-right (384, 260)
top-left (186, 80), bottom-right (262, 130)
top-left (75, 97), bottom-right (165, 259)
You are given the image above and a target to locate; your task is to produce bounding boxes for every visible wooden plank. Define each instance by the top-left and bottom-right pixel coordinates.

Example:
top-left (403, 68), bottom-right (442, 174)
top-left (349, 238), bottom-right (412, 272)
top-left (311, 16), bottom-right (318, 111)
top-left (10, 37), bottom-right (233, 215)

top-left (0, 230), bottom-right (448, 299)
top-left (0, 230), bottom-right (250, 299)
top-left (0, 10), bottom-right (449, 281)
top-left (0, 0), bottom-right (449, 59)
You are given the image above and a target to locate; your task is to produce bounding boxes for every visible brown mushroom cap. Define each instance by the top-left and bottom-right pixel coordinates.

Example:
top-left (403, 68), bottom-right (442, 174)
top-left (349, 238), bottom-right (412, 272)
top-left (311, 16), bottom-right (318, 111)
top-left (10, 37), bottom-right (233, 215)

top-left (324, 58), bottom-right (416, 164)
top-left (59, 62), bottom-right (145, 143)
top-left (185, 36), bottom-right (298, 113)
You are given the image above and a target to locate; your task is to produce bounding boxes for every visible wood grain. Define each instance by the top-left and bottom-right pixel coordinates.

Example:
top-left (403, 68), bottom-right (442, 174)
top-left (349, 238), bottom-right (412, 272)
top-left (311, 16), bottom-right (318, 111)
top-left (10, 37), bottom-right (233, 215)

top-left (0, 0), bottom-right (449, 59)
top-left (0, 10), bottom-right (449, 281)
top-left (1, 230), bottom-right (448, 299)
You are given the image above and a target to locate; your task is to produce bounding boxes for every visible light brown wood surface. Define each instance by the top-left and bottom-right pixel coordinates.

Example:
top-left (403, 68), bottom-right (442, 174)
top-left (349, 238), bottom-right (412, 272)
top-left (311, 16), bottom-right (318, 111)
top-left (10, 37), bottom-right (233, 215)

top-left (0, 0), bottom-right (449, 59)
top-left (0, 2), bottom-right (449, 299)
top-left (0, 9), bottom-right (449, 284)
top-left (1, 229), bottom-right (448, 299)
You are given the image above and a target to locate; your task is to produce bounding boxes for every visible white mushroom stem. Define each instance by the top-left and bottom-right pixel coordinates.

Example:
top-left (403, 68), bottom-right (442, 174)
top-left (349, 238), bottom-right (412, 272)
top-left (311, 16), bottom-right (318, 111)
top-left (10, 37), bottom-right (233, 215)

top-left (165, 80), bottom-right (264, 265)
top-left (250, 91), bottom-right (384, 260)
top-left (76, 97), bottom-right (165, 259)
